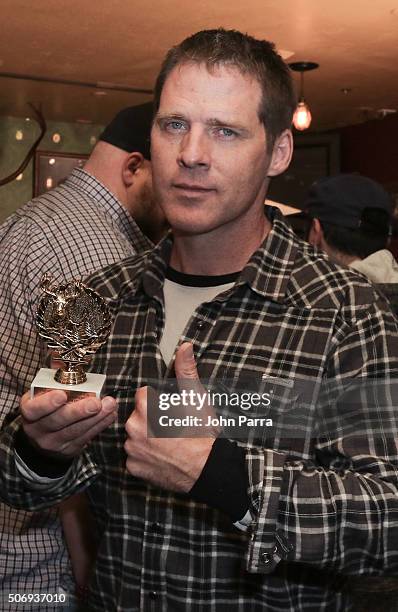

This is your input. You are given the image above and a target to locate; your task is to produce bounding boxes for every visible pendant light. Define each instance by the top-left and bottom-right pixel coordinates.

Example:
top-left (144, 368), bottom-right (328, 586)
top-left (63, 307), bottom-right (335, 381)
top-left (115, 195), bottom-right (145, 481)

top-left (289, 61), bottom-right (319, 131)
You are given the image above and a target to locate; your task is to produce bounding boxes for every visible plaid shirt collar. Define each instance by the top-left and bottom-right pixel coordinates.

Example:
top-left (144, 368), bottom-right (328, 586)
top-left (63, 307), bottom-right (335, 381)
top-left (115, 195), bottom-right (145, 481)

top-left (126, 208), bottom-right (298, 304)
top-left (66, 168), bottom-right (153, 252)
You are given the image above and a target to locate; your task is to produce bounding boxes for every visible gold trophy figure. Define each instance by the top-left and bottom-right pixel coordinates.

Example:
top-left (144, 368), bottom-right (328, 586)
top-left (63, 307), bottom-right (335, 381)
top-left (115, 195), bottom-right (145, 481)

top-left (30, 275), bottom-right (112, 399)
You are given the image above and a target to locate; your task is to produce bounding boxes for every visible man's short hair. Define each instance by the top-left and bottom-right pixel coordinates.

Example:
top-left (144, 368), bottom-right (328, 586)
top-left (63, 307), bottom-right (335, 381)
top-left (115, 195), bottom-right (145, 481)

top-left (153, 28), bottom-right (296, 147)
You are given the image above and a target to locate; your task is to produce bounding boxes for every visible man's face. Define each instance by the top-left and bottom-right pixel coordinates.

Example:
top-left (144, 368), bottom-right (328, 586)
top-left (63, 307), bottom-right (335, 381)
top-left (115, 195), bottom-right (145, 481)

top-left (151, 62), bottom-right (274, 238)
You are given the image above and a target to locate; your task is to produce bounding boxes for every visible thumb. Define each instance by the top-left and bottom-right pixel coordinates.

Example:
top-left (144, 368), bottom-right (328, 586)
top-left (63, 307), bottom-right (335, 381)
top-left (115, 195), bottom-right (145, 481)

top-left (174, 342), bottom-right (219, 438)
top-left (174, 342), bottom-right (199, 381)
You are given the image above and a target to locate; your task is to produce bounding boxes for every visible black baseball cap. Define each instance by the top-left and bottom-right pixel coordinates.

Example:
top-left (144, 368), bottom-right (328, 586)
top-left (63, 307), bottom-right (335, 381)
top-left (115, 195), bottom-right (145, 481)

top-left (99, 102), bottom-right (153, 160)
top-left (305, 174), bottom-right (392, 231)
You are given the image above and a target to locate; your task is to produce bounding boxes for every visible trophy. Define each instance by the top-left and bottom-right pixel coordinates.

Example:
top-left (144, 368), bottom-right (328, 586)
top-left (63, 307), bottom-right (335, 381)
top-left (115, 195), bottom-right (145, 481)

top-left (30, 275), bottom-right (112, 400)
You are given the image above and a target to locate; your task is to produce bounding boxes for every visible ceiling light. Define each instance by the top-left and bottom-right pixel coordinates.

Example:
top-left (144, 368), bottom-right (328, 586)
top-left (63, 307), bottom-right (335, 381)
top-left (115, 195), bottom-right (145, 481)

top-left (16, 173), bottom-right (23, 181)
top-left (52, 133), bottom-right (61, 143)
top-left (292, 100), bottom-right (312, 131)
top-left (49, 158), bottom-right (56, 165)
top-left (289, 61), bottom-right (319, 131)
top-left (15, 130), bottom-right (23, 140)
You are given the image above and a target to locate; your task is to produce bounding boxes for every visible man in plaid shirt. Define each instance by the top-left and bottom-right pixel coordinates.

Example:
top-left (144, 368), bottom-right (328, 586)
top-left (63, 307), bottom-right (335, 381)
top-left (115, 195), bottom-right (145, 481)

top-left (1, 29), bottom-right (398, 611)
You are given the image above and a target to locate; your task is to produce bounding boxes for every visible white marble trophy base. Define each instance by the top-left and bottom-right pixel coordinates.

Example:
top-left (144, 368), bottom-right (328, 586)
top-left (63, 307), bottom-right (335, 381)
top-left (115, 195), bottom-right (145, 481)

top-left (31, 368), bottom-right (106, 400)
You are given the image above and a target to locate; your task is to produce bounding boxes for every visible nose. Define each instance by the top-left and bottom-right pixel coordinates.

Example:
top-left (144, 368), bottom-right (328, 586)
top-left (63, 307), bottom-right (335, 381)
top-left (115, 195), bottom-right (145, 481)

top-left (177, 126), bottom-right (210, 170)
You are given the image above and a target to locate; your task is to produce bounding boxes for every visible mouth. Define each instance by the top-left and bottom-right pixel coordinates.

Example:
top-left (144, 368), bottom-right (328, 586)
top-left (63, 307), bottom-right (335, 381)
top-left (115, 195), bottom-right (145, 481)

top-left (172, 183), bottom-right (215, 195)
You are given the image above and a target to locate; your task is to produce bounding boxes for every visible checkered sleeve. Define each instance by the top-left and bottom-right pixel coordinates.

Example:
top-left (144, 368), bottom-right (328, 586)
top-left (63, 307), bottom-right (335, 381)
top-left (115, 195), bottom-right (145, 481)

top-left (0, 217), bottom-right (99, 507)
top-left (245, 303), bottom-right (398, 576)
top-left (0, 217), bottom-right (48, 420)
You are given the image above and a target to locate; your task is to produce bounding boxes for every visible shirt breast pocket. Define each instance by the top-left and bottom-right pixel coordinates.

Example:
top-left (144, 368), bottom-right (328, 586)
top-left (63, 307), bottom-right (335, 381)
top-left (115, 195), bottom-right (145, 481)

top-left (210, 371), bottom-right (316, 454)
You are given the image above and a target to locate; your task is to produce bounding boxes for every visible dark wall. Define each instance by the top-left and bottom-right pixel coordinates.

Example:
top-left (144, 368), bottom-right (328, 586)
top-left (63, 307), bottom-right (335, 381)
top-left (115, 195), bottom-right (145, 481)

top-left (339, 113), bottom-right (398, 194)
top-left (336, 115), bottom-right (398, 258)
top-left (268, 132), bottom-right (340, 209)
top-left (269, 114), bottom-right (398, 209)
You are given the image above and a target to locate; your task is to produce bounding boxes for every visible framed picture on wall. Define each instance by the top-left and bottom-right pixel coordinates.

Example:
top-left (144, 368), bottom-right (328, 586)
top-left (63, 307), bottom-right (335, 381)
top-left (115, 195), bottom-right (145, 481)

top-left (34, 151), bottom-right (89, 197)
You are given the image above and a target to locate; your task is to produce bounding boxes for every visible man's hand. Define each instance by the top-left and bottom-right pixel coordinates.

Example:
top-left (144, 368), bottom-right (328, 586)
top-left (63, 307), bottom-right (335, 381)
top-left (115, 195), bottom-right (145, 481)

top-left (124, 342), bottom-right (217, 492)
top-left (20, 390), bottom-right (117, 459)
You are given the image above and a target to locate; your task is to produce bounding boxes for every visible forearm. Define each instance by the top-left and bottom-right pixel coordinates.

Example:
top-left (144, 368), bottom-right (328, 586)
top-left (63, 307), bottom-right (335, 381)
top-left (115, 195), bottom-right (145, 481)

top-left (59, 492), bottom-right (98, 588)
top-left (245, 443), bottom-right (398, 575)
top-left (0, 415), bottom-right (100, 510)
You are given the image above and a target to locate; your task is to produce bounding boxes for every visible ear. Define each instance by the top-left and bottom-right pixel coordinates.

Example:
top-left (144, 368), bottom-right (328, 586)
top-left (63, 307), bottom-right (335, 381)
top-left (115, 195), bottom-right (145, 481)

top-left (308, 218), bottom-right (323, 247)
top-left (122, 152), bottom-right (145, 187)
top-left (267, 129), bottom-right (293, 177)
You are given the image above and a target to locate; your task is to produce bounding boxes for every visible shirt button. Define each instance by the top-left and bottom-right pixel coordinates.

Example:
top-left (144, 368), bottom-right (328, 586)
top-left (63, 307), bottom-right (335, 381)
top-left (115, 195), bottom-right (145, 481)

top-left (150, 522), bottom-right (162, 533)
top-left (197, 320), bottom-right (204, 329)
top-left (149, 591), bottom-right (158, 600)
top-left (261, 552), bottom-right (271, 565)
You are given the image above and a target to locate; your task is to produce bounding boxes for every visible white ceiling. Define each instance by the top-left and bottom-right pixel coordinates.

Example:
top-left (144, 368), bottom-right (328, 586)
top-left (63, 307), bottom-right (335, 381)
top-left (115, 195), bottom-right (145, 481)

top-left (1, 0), bottom-right (398, 130)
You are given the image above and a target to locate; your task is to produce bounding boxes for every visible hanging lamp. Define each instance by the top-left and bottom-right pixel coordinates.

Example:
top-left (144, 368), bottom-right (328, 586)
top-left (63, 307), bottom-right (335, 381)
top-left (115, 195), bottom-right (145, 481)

top-left (289, 61), bottom-right (319, 131)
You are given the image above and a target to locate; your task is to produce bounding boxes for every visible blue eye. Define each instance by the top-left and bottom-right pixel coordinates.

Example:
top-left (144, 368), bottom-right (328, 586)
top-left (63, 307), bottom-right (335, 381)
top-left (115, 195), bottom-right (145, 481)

top-left (216, 127), bottom-right (236, 138)
top-left (166, 120), bottom-right (186, 132)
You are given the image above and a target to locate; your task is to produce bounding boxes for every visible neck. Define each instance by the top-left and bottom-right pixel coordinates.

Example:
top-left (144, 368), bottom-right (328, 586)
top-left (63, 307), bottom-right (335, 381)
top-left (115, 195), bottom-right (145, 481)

top-left (84, 142), bottom-right (128, 208)
top-left (170, 210), bottom-right (271, 275)
top-left (324, 245), bottom-right (361, 267)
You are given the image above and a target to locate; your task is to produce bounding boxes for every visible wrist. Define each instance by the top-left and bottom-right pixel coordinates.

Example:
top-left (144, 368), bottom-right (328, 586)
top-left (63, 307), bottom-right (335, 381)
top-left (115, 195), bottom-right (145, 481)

top-left (189, 437), bottom-right (249, 521)
top-left (179, 437), bottom-right (216, 493)
top-left (15, 427), bottom-right (73, 477)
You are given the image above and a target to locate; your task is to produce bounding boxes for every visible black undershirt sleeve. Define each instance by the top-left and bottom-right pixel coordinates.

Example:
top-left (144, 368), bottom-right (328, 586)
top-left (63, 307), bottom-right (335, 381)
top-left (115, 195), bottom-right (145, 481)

top-left (189, 437), bottom-right (249, 522)
top-left (14, 427), bottom-right (73, 478)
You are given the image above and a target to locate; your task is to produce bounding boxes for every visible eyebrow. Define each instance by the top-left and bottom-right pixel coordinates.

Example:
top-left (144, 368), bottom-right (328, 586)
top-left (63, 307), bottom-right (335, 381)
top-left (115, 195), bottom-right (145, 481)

top-left (155, 113), bottom-right (186, 122)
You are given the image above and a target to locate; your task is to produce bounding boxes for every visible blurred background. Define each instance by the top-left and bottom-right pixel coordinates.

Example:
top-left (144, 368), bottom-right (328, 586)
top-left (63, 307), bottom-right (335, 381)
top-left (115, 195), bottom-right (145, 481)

top-left (1, 0), bottom-right (398, 221)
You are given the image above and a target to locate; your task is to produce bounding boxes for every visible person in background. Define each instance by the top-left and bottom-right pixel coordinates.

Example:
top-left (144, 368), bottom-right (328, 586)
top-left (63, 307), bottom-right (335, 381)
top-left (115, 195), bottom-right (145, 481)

top-left (2, 29), bottom-right (398, 612)
top-left (305, 174), bottom-right (398, 612)
top-left (0, 102), bottom-right (165, 610)
top-left (306, 174), bottom-right (398, 315)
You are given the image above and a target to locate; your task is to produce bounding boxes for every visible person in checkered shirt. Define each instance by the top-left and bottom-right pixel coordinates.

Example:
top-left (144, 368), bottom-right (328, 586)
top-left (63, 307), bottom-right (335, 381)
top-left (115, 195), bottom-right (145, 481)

top-left (2, 29), bottom-right (398, 611)
top-left (0, 103), bottom-right (165, 610)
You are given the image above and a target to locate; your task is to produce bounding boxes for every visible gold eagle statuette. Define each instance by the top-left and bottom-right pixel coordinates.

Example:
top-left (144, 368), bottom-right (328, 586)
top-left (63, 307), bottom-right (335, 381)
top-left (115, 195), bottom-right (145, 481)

top-left (36, 274), bottom-right (112, 385)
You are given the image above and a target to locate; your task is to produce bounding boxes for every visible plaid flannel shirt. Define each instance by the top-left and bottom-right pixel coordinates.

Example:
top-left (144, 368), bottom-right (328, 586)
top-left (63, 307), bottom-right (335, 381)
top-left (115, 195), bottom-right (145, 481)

top-left (1, 211), bottom-right (398, 611)
top-left (0, 168), bottom-right (151, 609)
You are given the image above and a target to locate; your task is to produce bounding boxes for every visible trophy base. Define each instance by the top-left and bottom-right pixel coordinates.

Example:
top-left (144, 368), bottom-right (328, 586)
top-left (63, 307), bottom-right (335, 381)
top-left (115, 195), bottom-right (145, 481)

top-left (31, 368), bottom-right (106, 401)
top-left (54, 367), bottom-right (86, 385)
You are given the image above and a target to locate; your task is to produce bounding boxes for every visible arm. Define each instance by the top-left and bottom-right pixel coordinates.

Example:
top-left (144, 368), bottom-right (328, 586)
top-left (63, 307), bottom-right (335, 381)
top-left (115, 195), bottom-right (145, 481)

top-left (0, 217), bottom-right (48, 424)
top-left (244, 305), bottom-right (398, 575)
top-left (59, 492), bottom-right (98, 592)
top-left (0, 386), bottom-right (117, 512)
top-left (0, 218), bottom-right (109, 504)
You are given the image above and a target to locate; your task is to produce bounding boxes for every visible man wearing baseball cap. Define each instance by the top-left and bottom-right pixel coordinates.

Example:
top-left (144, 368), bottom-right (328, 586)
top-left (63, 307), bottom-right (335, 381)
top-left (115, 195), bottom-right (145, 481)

top-left (306, 174), bottom-right (398, 314)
